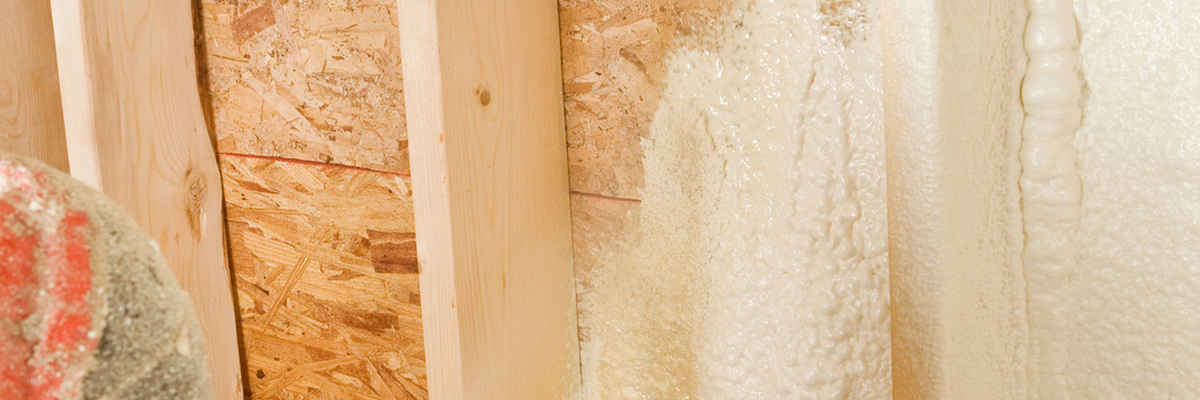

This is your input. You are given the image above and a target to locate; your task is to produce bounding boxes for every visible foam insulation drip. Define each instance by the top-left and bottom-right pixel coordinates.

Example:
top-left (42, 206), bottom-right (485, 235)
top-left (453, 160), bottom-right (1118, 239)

top-left (576, 0), bottom-right (888, 398)
top-left (1019, 1), bottom-right (1084, 398)
top-left (1025, 0), bottom-right (1200, 397)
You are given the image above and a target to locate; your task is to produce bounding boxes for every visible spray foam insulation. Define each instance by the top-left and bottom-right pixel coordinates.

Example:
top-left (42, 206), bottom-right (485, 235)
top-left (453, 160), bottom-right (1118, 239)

top-left (570, 0), bottom-right (889, 398)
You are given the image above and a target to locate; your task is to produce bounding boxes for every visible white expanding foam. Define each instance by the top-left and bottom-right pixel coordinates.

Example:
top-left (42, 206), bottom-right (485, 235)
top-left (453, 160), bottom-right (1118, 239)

top-left (1020, 1), bottom-right (1084, 398)
top-left (1032, 0), bottom-right (1200, 397)
top-left (575, 0), bottom-right (889, 398)
top-left (576, 0), bottom-right (1200, 398)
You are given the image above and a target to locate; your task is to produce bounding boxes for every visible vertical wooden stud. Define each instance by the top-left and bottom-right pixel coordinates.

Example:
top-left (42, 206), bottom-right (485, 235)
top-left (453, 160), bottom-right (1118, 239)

top-left (49, 1), bottom-right (245, 397)
top-left (398, 0), bottom-right (581, 398)
top-left (0, 0), bottom-right (69, 169)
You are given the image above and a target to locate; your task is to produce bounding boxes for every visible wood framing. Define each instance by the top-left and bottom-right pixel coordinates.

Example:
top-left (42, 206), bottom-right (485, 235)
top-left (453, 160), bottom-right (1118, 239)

top-left (49, 1), bottom-right (244, 397)
top-left (0, 0), bottom-right (69, 170)
top-left (399, 0), bottom-right (581, 398)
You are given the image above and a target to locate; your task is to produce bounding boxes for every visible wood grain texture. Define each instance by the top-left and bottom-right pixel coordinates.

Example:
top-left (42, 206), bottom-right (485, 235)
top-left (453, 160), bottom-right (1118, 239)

top-left (48, 0), bottom-right (243, 397)
top-left (221, 155), bottom-right (426, 399)
top-left (0, 0), bottom-right (69, 170)
top-left (399, 0), bottom-right (580, 398)
top-left (198, 0), bottom-right (409, 173)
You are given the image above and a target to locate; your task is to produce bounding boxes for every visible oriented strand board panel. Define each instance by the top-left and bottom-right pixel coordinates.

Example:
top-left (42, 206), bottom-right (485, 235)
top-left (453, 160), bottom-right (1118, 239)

top-left (221, 155), bottom-right (426, 399)
top-left (195, 1), bottom-right (425, 398)
top-left (0, 0), bottom-right (69, 170)
top-left (199, 0), bottom-right (408, 173)
top-left (49, 0), bottom-right (244, 397)
top-left (399, 0), bottom-right (579, 397)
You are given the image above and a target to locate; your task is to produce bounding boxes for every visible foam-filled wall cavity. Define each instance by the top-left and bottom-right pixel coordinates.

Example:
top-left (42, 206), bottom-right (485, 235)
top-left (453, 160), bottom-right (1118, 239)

top-left (573, 0), bottom-right (889, 398)
top-left (887, 0), bottom-right (1200, 398)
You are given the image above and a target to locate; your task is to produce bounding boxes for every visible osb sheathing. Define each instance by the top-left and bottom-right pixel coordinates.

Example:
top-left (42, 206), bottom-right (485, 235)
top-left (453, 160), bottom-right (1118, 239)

top-left (196, 0), bottom-right (422, 398)
top-left (221, 155), bottom-right (424, 399)
top-left (199, 0), bottom-right (408, 174)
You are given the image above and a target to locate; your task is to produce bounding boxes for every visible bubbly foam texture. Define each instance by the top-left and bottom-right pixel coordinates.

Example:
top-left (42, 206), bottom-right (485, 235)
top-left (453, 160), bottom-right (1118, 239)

top-left (1019, 1), bottom-right (1084, 398)
top-left (577, 0), bottom-right (888, 398)
top-left (1037, 0), bottom-right (1200, 397)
